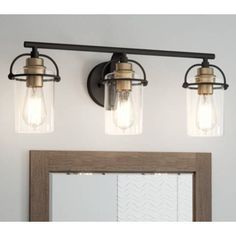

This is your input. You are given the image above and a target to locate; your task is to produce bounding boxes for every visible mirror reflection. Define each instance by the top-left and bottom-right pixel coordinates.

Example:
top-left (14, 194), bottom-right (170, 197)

top-left (50, 173), bottom-right (192, 221)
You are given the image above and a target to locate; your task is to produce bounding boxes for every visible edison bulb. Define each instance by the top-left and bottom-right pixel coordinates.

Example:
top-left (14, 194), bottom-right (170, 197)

top-left (113, 90), bottom-right (135, 129)
top-left (23, 87), bottom-right (47, 128)
top-left (196, 94), bottom-right (217, 132)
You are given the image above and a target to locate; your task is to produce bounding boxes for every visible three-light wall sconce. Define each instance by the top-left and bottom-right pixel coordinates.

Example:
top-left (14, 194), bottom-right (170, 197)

top-left (8, 41), bottom-right (229, 136)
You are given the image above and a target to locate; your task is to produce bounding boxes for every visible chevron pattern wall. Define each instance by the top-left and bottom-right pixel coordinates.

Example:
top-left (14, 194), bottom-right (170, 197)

top-left (117, 174), bottom-right (192, 221)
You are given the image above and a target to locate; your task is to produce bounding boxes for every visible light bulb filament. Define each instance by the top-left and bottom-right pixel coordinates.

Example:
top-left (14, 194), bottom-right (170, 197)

top-left (196, 94), bottom-right (217, 132)
top-left (23, 87), bottom-right (47, 128)
top-left (113, 90), bottom-right (135, 130)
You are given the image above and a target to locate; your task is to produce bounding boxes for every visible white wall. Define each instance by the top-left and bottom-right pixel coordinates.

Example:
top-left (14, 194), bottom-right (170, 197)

top-left (0, 15), bottom-right (235, 221)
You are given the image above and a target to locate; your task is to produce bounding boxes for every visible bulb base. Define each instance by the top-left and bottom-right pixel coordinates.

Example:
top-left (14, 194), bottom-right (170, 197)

top-left (195, 67), bottom-right (215, 95)
top-left (24, 58), bottom-right (46, 88)
top-left (114, 62), bottom-right (133, 91)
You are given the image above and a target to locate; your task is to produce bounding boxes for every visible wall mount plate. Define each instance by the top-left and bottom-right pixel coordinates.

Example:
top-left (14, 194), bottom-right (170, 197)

top-left (87, 61), bottom-right (111, 107)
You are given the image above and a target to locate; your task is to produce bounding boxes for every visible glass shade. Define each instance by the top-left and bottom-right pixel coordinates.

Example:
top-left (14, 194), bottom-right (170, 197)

top-left (104, 73), bottom-right (143, 135)
top-left (187, 85), bottom-right (224, 137)
top-left (15, 76), bottom-right (55, 133)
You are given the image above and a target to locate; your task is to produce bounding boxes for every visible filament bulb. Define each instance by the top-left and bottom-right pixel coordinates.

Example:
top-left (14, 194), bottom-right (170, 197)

top-left (196, 94), bottom-right (217, 132)
top-left (23, 87), bottom-right (47, 128)
top-left (113, 90), bottom-right (135, 129)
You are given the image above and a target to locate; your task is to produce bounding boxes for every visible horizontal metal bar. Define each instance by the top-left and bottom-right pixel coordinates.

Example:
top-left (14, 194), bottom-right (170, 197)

top-left (24, 41), bottom-right (215, 60)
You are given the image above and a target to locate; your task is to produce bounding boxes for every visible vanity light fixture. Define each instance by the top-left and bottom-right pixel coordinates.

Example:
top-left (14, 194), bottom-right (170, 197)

top-left (8, 41), bottom-right (229, 136)
top-left (183, 59), bottom-right (228, 136)
top-left (88, 53), bottom-right (147, 135)
top-left (8, 47), bottom-right (60, 133)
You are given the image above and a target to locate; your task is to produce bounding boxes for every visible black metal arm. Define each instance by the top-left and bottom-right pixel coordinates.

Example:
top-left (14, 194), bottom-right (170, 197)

top-left (24, 41), bottom-right (215, 60)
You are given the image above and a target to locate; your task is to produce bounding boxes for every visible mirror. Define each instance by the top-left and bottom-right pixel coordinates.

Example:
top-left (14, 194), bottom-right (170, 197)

top-left (30, 151), bottom-right (211, 221)
top-left (50, 173), bottom-right (193, 221)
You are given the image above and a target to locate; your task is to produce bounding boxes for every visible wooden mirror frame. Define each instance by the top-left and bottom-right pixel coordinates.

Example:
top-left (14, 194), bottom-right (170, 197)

top-left (29, 151), bottom-right (211, 221)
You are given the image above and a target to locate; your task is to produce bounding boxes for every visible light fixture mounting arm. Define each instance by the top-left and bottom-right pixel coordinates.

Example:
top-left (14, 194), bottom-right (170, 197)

top-left (24, 41), bottom-right (215, 60)
top-left (30, 47), bottom-right (39, 58)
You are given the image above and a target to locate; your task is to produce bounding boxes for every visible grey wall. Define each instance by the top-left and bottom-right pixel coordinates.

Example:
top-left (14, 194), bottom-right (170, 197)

top-left (0, 15), bottom-right (235, 221)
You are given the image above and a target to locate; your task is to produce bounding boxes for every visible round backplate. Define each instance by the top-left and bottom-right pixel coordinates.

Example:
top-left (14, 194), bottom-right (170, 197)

top-left (87, 61), bottom-right (111, 107)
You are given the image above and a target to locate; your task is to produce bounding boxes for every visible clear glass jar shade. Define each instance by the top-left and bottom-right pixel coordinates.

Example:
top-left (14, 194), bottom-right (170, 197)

top-left (104, 73), bottom-right (143, 135)
top-left (14, 77), bottom-right (55, 133)
top-left (187, 87), bottom-right (224, 137)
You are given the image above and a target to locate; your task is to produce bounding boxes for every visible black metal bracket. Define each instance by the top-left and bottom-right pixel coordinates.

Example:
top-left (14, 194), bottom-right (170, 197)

top-left (182, 59), bottom-right (229, 90)
top-left (30, 47), bottom-right (39, 58)
top-left (87, 61), bottom-right (109, 107)
top-left (8, 52), bottom-right (61, 82)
